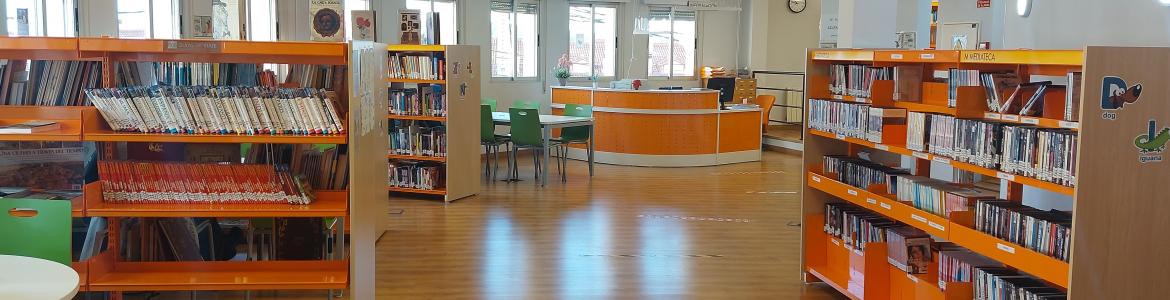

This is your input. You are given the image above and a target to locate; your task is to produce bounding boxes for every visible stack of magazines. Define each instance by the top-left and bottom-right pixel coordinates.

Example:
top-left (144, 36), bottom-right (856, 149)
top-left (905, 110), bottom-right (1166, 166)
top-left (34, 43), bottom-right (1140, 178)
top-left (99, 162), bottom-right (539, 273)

top-left (97, 160), bottom-right (316, 204)
top-left (85, 86), bottom-right (345, 135)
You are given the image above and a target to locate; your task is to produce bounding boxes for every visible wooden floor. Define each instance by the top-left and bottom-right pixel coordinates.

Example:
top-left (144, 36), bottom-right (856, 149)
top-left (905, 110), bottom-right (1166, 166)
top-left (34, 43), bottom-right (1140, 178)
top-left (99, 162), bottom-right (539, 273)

top-left (764, 124), bottom-right (804, 142)
top-left (121, 150), bottom-right (846, 299)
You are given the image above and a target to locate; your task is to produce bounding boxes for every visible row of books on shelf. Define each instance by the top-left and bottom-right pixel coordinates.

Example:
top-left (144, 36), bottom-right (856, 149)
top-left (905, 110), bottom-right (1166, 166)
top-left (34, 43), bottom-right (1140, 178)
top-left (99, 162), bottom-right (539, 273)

top-left (388, 161), bottom-right (443, 190)
top-left (829, 64), bottom-right (890, 98)
top-left (389, 86), bottom-right (446, 117)
top-left (820, 155), bottom-right (1072, 262)
top-left (809, 99), bottom-right (1078, 186)
top-left (1, 60), bottom-right (103, 106)
top-left (243, 143), bottom-right (349, 190)
top-left (389, 120), bottom-right (446, 157)
top-left (114, 62), bottom-right (346, 91)
top-left (836, 63), bottom-right (1083, 122)
top-left (388, 54), bottom-right (445, 80)
top-left (96, 160), bottom-right (317, 204)
top-left (824, 202), bottom-right (1068, 299)
top-left (86, 86), bottom-right (346, 136)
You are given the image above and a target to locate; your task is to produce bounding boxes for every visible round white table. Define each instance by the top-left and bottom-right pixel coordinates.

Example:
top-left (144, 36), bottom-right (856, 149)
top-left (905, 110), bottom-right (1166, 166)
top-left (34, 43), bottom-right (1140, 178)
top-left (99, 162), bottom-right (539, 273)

top-left (0, 255), bottom-right (79, 300)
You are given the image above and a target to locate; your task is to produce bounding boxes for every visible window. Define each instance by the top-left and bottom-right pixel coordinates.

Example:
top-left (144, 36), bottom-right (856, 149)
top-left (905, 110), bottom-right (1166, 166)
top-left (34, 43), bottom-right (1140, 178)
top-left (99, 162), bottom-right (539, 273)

top-left (568, 3), bottom-right (617, 78)
top-left (490, 0), bottom-right (539, 79)
top-left (117, 0), bottom-right (178, 39)
top-left (646, 7), bottom-right (696, 78)
top-left (406, 0), bottom-right (458, 45)
top-left (248, 0), bottom-right (276, 41)
top-left (6, 0), bottom-right (75, 37)
top-left (345, 0), bottom-right (370, 41)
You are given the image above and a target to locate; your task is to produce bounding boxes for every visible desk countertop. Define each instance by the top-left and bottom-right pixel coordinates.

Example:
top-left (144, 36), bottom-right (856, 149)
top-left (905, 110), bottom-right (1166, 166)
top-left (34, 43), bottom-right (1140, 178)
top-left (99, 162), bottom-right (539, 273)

top-left (551, 86), bottom-right (719, 94)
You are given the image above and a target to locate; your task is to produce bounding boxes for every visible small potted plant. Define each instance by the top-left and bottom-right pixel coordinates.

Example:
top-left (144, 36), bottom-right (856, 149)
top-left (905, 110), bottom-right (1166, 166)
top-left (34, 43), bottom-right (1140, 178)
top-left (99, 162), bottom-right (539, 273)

top-left (553, 53), bottom-right (571, 86)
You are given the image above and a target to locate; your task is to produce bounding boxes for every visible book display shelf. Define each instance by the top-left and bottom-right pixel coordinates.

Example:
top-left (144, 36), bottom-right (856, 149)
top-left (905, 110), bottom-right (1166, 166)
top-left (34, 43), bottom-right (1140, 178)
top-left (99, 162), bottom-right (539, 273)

top-left (802, 47), bottom-right (1170, 299)
top-left (385, 44), bottom-right (480, 202)
top-left (0, 37), bottom-right (387, 298)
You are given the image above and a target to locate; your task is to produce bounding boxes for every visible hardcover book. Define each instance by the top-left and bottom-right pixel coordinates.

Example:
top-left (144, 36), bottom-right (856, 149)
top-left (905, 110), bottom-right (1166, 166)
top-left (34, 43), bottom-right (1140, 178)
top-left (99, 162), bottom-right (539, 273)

top-left (310, 0), bottom-right (345, 42)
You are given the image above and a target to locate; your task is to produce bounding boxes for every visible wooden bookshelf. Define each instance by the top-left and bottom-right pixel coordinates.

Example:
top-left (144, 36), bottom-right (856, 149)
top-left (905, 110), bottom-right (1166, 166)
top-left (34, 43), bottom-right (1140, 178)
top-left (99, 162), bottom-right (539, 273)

top-left (385, 44), bottom-right (480, 202)
top-left (802, 49), bottom-right (1091, 298)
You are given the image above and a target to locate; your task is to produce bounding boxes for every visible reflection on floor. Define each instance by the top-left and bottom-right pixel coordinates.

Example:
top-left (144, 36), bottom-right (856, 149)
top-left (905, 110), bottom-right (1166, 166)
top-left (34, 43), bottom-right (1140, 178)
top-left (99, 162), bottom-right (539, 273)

top-left (118, 150), bottom-right (846, 299)
top-left (765, 124), bottom-right (804, 143)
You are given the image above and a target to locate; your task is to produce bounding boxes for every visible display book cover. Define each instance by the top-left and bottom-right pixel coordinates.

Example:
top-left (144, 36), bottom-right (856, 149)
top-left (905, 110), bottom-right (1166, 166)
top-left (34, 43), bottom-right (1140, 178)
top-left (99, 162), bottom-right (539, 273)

top-left (310, 0), bottom-right (346, 42)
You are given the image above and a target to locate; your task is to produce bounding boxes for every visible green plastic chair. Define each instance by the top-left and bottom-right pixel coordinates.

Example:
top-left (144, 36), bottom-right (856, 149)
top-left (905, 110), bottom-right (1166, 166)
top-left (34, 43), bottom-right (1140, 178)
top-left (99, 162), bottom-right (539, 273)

top-left (0, 199), bottom-right (72, 265)
top-left (507, 108), bottom-right (562, 185)
top-left (553, 104), bottom-right (593, 181)
top-left (481, 105), bottom-right (511, 180)
top-left (482, 98), bottom-right (498, 111)
top-left (512, 100), bottom-right (540, 110)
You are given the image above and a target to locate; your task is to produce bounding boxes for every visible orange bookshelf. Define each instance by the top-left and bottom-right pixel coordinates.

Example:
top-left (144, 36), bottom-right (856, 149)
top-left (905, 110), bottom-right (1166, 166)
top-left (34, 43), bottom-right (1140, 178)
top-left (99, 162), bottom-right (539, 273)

top-left (81, 183), bottom-right (348, 218)
top-left (0, 36), bottom-right (87, 60)
top-left (386, 78), bottom-right (445, 84)
top-left (387, 44), bottom-right (446, 52)
top-left (387, 186), bottom-right (447, 195)
top-left (803, 48), bottom-right (1099, 299)
top-left (78, 38), bottom-right (348, 65)
top-left (387, 153), bottom-right (447, 162)
top-left (388, 114), bottom-right (447, 122)
top-left (81, 128), bottom-right (347, 144)
top-left (807, 129), bottom-right (1076, 196)
top-left (87, 252), bottom-right (347, 292)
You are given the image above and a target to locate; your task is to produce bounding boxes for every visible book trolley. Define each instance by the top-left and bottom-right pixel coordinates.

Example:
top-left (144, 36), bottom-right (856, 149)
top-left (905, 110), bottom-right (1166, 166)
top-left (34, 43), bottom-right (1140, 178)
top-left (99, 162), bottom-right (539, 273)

top-left (0, 37), bottom-right (387, 298)
top-left (385, 44), bottom-right (480, 202)
top-left (801, 47), bottom-right (1170, 299)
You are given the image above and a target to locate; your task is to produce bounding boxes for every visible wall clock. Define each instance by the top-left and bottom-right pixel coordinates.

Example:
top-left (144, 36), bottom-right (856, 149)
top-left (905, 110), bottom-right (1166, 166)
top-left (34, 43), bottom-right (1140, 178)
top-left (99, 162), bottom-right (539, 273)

top-left (789, 0), bottom-right (807, 13)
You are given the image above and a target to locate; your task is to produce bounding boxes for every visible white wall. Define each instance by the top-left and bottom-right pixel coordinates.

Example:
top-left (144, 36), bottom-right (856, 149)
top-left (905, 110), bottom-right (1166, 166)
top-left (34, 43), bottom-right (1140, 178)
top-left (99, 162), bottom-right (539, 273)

top-left (937, 0), bottom-right (1004, 48)
top-left (1002, 0), bottom-right (1170, 49)
top-left (836, 0), bottom-right (897, 48)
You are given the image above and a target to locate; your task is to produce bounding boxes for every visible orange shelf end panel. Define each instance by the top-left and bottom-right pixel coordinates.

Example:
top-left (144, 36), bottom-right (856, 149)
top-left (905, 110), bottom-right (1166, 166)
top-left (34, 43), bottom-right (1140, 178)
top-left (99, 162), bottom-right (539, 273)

top-left (72, 261), bottom-right (88, 292)
top-left (947, 211), bottom-right (1070, 288)
top-left (387, 186), bottom-right (447, 195)
top-left (83, 182), bottom-right (347, 218)
top-left (87, 252), bottom-right (347, 292)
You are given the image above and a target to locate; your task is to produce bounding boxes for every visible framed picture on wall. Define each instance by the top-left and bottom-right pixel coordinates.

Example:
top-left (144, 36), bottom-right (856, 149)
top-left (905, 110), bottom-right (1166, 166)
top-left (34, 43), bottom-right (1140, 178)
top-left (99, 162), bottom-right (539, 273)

top-left (938, 22), bottom-right (980, 50)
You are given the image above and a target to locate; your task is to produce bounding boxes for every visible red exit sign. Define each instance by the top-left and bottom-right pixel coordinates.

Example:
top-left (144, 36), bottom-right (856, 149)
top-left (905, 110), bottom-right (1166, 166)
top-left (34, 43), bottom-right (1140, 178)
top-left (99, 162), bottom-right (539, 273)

top-left (977, 0), bottom-right (991, 8)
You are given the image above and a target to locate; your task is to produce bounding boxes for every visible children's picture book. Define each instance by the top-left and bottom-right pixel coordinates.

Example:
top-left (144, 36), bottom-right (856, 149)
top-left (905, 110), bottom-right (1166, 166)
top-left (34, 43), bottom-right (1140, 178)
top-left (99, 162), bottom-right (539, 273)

top-left (352, 10), bottom-right (376, 41)
top-left (310, 0), bottom-right (345, 42)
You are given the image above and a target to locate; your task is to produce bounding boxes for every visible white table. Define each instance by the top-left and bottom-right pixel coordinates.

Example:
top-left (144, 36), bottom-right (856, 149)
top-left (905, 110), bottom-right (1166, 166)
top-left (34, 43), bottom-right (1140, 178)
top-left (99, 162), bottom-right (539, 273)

top-left (0, 255), bottom-right (79, 300)
top-left (491, 111), bottom-right (595, 186)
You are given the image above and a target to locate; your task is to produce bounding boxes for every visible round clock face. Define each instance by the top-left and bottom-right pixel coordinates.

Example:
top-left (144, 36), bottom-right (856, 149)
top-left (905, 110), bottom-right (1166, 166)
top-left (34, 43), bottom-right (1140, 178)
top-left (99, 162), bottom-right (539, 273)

top-left (789, 0), bottom-right (807, 13)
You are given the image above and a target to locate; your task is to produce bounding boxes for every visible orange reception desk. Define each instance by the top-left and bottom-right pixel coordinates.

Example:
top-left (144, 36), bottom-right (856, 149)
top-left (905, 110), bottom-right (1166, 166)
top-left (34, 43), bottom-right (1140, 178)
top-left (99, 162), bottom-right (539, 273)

top-left (551, 86), bottom-right (762, 167)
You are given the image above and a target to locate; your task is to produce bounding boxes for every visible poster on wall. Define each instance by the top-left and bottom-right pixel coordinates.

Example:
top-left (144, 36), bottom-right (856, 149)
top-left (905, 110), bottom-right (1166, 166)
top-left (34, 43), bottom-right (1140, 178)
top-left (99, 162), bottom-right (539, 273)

top-left (193, 16), bottom-right (213, 38)
top-left (351, 10), bottom-right (377, 41)
top-left (399, 9), bottom-right (421, 45)
top-left (310, 0), bottom-right (345, 42)
top-left (819, 15), bottom-right (839, 48)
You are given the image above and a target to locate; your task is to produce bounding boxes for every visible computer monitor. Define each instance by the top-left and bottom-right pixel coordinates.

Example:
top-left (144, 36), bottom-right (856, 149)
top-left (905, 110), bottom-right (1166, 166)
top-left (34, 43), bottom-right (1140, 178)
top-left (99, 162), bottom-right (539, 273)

top-left (706, 77), bottom-right (736, 109)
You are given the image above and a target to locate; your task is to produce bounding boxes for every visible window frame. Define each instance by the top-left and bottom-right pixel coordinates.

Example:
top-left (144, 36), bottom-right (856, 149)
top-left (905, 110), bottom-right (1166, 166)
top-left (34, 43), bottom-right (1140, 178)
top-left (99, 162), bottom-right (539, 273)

top-left (116, 0), bottom-right (178, 39)
top-left (7, 0), bottom-right (77, 37)
top-left (567, 1), bottom-right (618, 80)
top-left (646, 6), bottom-right (698, 80)
top-left (490, 0), bottom-right (541, 81)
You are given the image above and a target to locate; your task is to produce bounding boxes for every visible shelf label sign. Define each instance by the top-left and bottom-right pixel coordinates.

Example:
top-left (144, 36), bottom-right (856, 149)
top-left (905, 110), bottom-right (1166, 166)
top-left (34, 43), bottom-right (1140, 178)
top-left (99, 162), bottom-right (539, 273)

top-left (985, 112), bottom-right (1001, 120)
top-left (866, 198), bottom-right (878, 205)
top-left (996, 243), bottom-right (1017, 254)
top-left (814, 52), bottom-right (830, 59)
top-left (1135, 119), bottom-right (1169, 163)
top-left (913, 152), bottom-right (931, 160)
top-left (832, 239), bottom-right (841, 246)
top-left (911, 214), bottom-right (928, 223)
top-left (880, 202), bottom-right (892, 210)
top-left (1059, 121), bottom-right (1079, 129)
top-left (1001, 114), bottom-right (1020, 122)
top-left (875, 144), bottom-right (889, 151)
top-left (908, 274), bottom-right (920, 283)
top-left (1101, 76), bottom-right (1143, 120)
top-left (963, 51), bottom-right (996, 62)
top-left (891, 54), bottom-right (904, 60)
top-left (996, 172), bottom-right (1016, 181)
top-left (847, 189), bottom-right (859, 196)
top-left (835, 133), bottom-right (846, 140)
top-left (932, 157), bottom-right (951, 165)
top-left (812, 176), bottom-right (822, 183)
top-left (164, 40), bottom-right (222, 53)
top-left (1021, 117), bottom-right (1040, 125)
top-left (928, 221), bottom-right (945, 231)
top-left (920, 53), bottom-right (935, 60)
